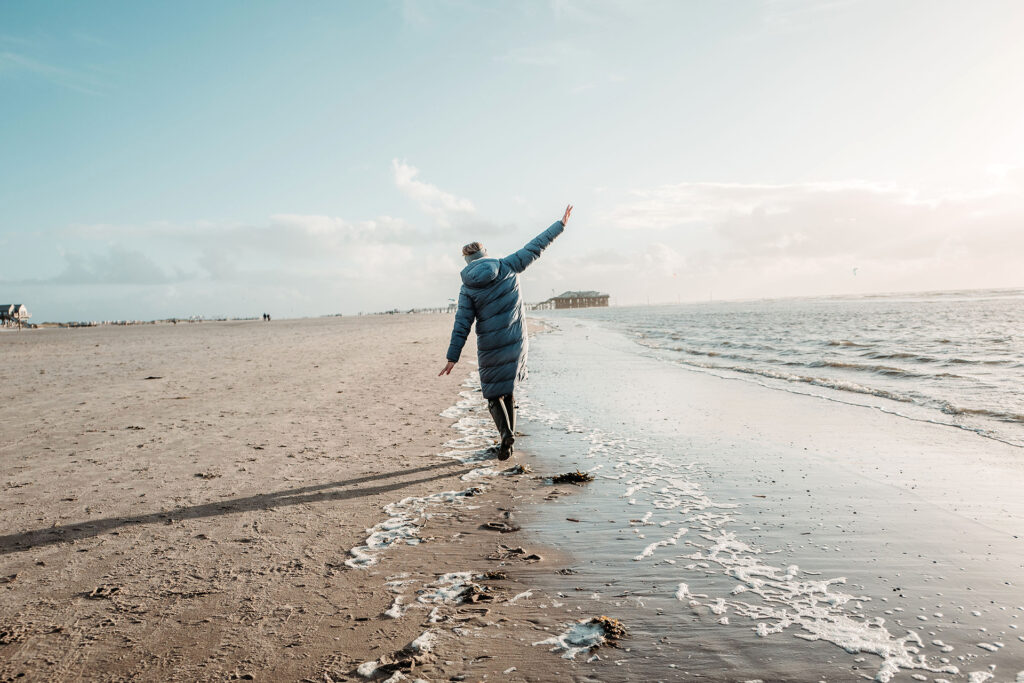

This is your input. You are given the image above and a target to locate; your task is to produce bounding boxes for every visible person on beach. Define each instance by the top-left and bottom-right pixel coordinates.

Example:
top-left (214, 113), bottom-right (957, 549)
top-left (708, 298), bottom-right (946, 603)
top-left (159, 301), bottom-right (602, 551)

top-left (439, 205), bottom-right (572, 460)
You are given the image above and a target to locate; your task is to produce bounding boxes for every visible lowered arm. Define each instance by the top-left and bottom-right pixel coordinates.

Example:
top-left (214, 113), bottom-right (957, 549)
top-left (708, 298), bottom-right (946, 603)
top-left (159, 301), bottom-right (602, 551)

top-left (445, 288), bottom-right (476, 363)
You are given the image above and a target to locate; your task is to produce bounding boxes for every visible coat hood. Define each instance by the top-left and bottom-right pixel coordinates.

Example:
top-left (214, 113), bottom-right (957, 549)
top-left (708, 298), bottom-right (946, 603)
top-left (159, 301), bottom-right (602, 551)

top-left (461, 258), bottom-right (500, 287)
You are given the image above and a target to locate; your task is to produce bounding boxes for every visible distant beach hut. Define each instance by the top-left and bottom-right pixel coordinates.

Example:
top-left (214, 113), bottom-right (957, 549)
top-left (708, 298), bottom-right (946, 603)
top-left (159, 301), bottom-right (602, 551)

top-left (0, 304), bottom-right (31, 329)
top-left (533, 291), bottom-right (610, 310)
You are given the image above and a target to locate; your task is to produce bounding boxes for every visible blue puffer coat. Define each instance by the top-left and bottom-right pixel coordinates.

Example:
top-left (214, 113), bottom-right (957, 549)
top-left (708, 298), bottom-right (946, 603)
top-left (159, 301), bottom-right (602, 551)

top-left (446, 221), bottom-right (565, 399)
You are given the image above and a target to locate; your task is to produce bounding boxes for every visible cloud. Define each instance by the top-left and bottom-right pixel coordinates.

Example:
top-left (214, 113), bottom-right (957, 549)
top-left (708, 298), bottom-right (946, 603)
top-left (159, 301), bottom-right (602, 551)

top-left (548, 0), bottom-right (643, 25)
top-left (391, 159), bottom-right (476, 226)
top-left (264, 213), bottom-right (417, 251)
top-left (50, 245), bottom-right (185, 285)
top-left (0, 51), bottom-right (105, 94)
top-left (604, 179), bottom-right (1024, 261)
top-left (605, 180), bottom-right (909, 231)
top-left (571, 178), bottom-right (1024, 303)
top-left (760, 0), bottom-right (862, 31)
top-left (496, 40), bottom-right (588, 68)
top-left (64, 213), bottom-right (421, 258)
top-left (551, 243), bottom-right (686, 288)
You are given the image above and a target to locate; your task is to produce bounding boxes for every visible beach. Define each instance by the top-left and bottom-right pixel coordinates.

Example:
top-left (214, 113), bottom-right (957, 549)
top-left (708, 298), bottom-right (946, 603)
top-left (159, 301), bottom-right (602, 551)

top-left (0, 315), bottom-right (605, 682)
top-left (2, 306), bottom-right (1023, 682)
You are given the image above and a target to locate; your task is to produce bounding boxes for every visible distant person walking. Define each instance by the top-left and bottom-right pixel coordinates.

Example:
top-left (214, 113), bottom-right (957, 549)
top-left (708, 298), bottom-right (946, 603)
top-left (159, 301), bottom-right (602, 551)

top-left (440, 205), bottom-right (572, 460)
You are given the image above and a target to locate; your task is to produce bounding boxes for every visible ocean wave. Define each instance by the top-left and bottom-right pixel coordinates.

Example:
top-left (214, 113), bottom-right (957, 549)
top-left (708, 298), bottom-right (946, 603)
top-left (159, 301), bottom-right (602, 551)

top-left (806, 360), bottom-right (929, 379)
top-left (662, 357), bottom-right (918, 405)
top-left (946, 357), bottom-right (1016, 366)
top-left (666, 345), bottom-right (758, 364)
top-left (658, 355), bottom-right (1024, 430)
top-left (649, 332), bottom-right (783, 354)
top-left (572, 295), bottom-right (1024, 445)
top-left (645, 341), bottom-right (974, 383)
top-left (939, 403), bottom-right (1024, 424)
top-left (860, 350), bottom-right (940, 363)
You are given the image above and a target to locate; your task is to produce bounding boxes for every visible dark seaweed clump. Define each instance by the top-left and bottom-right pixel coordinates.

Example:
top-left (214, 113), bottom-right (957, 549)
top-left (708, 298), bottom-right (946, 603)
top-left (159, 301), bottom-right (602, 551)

top-left (590, 615), bottom-right (627, 641)
top-left (550, 470), bottom-right (594, 485)
top-left (481, 571), bottom-right (508, 580)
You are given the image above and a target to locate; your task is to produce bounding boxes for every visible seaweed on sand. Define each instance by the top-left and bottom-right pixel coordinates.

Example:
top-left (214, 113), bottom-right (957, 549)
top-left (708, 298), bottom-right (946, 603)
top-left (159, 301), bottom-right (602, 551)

top-left (459, 582), bottom-right (496, 603)
top-left (550, 470), bottom-right (594, 485)
top-left (534, 615), bottom-right (629, 659)
top-left (481, 570), bottom-right (508, 580)
top-left (589, 615), bottom-right (627, 643)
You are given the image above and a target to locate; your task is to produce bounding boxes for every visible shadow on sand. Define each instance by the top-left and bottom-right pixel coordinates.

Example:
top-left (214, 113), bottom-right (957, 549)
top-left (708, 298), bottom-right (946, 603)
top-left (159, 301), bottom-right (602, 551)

top-left (0, 459), bottom-right (479, 555)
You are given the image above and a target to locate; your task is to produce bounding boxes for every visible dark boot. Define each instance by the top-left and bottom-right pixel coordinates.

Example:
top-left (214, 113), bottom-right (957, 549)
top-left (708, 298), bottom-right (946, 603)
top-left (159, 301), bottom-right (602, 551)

top-left (502, 394), bottom-right (516, 435)
top-left (487, 395), bottom-right (515, 460)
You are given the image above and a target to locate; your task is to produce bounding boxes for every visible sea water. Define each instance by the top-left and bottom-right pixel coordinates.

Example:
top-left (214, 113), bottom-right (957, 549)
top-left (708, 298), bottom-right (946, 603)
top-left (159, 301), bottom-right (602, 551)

top-left (519, 289), bottom-right (1024, 682)
top-left (544, 288), bottom-right (1024, 448)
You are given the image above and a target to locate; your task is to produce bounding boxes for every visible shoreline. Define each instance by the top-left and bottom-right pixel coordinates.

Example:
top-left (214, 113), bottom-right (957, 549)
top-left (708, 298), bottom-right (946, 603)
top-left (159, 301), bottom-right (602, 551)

top-left (517, 315), bottom-right (1024, 681)
top-left (0, 315), bottom-right (610, 681)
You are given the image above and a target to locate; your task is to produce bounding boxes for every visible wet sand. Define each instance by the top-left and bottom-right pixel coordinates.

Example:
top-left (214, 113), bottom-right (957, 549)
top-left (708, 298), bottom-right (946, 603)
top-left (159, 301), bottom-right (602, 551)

top-left (0, 316), bottom-right (611, 682)
top-left (517, 317), bottom-right (1024, 682)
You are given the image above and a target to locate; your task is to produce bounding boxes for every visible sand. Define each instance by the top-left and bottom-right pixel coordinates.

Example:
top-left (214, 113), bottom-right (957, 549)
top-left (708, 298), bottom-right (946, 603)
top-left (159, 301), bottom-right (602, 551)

top-left (0, 316), bottom-right (606, 682)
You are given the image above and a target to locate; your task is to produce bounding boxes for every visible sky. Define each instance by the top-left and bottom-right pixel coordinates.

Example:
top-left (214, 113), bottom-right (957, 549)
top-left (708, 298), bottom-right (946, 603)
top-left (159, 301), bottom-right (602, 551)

top-left (2, 0), bottom-right (1024, 321)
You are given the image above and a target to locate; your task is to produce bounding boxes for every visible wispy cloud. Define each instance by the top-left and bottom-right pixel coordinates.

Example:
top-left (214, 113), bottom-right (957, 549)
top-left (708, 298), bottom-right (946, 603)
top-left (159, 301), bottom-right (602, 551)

top-left (548, 0), bottom-right (640, 25)
top-left (0, 50), bottom-right (106, 94)
top-left (496, 40), bottom-right (589, 68)
top-left (70, 30), bottom-right (112, 48)
top-left (760, 0), bottom-right (861, 31)
top-left (391, 159), bottom-right (476, 227)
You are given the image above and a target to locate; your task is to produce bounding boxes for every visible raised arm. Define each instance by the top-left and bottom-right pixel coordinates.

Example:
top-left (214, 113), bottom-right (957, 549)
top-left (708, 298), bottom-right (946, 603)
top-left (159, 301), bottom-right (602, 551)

top-left (501, 204), bottom-right (572, 274)
top-left (443, 287), bottom-right (476, 367)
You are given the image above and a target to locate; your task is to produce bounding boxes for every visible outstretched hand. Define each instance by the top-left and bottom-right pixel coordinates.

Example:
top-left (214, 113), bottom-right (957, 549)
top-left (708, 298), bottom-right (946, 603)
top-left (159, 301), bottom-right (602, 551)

top-left (439, 361), bottom-right (456, 376)
top-left (562, 204), bottom-right (573, 226)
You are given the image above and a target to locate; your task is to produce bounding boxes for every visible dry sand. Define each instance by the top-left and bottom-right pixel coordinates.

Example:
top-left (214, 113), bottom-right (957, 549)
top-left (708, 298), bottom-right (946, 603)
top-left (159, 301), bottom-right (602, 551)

top-left (0, 316), bottom-right (606, 682)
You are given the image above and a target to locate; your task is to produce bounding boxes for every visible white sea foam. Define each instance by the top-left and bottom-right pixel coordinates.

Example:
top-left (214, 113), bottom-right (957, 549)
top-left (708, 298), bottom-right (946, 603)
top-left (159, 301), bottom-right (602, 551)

top-left (408, 629), bottom-right (436, 653)
top-left (356, 660), bottom-right (379, 678)
top-left (345, 487), bottom-right (485, 568)
top-left (519, 386), bottom-right (966, 682)
top-left (384, 594), bottom-right (407, 619)
top-left (461, 466), bottom-right (496, 481)
top-left (417, 572), bottom-right (476, 605)
top-left (533, 620), bottom-right (608, 659)
top-left (346, 373), bottom-right (501, 568)
top-left (634, 526), bottom-right (688, 561)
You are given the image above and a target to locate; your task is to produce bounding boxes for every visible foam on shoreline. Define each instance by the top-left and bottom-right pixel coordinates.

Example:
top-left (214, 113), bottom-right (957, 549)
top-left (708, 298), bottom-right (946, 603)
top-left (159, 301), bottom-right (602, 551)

top-left (345, 373), bottom-right (497, 569)
top-left (520, 386), bottom-right (964, 681)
